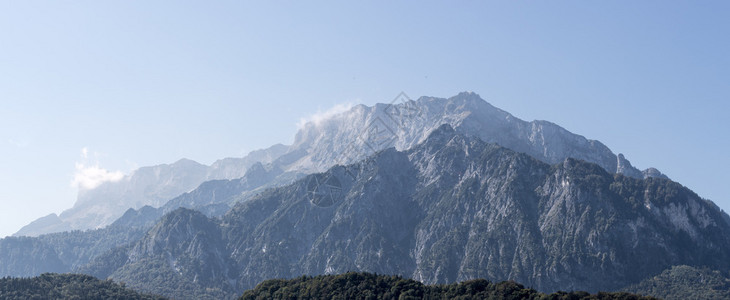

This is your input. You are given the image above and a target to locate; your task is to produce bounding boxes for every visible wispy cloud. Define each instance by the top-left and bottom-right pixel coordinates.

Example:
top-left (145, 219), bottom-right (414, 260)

top-left (71, 147), bottom-right (125, 190)
top-left (8, 138), bottom-right (30, 148)
top-left (297, 101), bottom-right (357, 129)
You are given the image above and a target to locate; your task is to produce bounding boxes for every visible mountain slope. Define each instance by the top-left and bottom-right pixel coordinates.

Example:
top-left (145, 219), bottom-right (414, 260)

top-left (82, 125), bottom-right (730, 298)
top-left (15, 92), bottom-right (663, 238)
top-left (100, 92), bottom-right (670, 233)
top-left (0, 216), bottom-right (152, 277)
top-left (15, 145), bottom-right (288, 237)
top-left (171, 92), bottom-right (668, 220)
top-left (13, 159), bottom-right (209, 237)
top-left (222, 125), bottom-right (729, 293)
top-left (282, 92), bottom-right (661, 179)
top-left (109, 209), bottom-right (237, 299)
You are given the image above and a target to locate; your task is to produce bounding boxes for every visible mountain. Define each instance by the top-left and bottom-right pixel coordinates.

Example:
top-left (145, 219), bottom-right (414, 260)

top-left (16, 92), bottom-right (664, 238)
top-left (10, 214), bottom-right (72, 237)
top-left (76, 125), bottom-right (730, 298)
top-left (151, 92), bottom-right (668, 219)
top-left (279, 92), bottom-right (663, 179)
top-left (77, 92), bottom-right (671, 234)
top-left (3, 92), bottom-right (721, 299)
top-left (208, 144), bottom-right (289, 180)
top-left (158, 161), bottom-right (286, 216)
top-left (0, 219), bottom-right (150, 277)
top-left (0, 273), bottom-right (166, 299)
top-left (14, 145), bottom-right (289, 237)
top-left (240, 272), bottom-right (656, 300)
top-left (221, 125), bottom-right (728, 292)
top-left (93, 209), bottom-right (237, 299)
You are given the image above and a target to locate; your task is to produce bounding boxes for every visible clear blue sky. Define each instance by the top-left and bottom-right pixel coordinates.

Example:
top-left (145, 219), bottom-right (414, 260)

top-left (1, 1), bottom-right (728, 237)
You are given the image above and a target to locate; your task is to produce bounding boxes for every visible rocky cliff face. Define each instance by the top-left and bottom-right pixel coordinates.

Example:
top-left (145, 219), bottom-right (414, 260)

top-left (74, 125), bottom-right (730, 298)
top-left (76, 209), bottom-right (237, 299)
top-left (162, 92), bottom-right (665, 222)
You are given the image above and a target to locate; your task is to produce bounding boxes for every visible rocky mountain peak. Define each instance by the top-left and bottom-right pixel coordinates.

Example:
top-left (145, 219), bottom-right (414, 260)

top-left (423, 123), bottom-right (458, 144)
top-left (130, 208), bottom-right (216, 258)
top-left (616, 153), bottom-right (643, 178)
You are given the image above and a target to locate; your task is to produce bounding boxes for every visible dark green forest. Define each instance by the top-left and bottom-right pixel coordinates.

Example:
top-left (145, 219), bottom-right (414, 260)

top-left (8, 269), bottom-right (730, 299)
top-left (0, 273), bottom-right (165, 300)
top-left (240, 272), bottom-right (658, 300)
top-left (624, 265), bottom-right (730, 300)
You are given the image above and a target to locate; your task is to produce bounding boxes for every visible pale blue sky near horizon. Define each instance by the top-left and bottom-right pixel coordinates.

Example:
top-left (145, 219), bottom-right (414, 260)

top-left (1, 1), bottom-right (728, 237)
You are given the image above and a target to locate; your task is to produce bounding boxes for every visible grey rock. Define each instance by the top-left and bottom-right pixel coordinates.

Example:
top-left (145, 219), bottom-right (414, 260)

top-left (80, 125), bottom-right (730, 298)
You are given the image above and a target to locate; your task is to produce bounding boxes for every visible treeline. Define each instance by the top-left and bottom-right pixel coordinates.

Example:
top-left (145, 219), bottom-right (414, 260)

top-left (0, 273), bottom-right (166, 300)
top-left (241, 272), bottom-right (657, 300)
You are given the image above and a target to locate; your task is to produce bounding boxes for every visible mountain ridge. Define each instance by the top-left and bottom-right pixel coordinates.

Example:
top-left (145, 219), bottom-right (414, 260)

top-left (14, 144), bottom-right (289, 237)
top-left (68, 124), bottom-right (730, 298)
top-left (16, 92), bottom-right (668, 237)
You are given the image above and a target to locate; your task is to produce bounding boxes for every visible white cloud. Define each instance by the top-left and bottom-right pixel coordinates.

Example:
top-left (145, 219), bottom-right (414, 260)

top-left (71, 147), bottom-right (125, 190)
top-left (8, 138), bottom-right (30, 148)
top-left (297, 102), bottom-right (357, 129)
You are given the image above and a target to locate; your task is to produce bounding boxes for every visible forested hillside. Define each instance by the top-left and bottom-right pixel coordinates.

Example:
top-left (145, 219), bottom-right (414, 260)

top-left (240, 272), bottom-right (657, 300)
top-left (624, 265), bottom-right (730, 300)
top-left (0, 273), bottom-right (165, 299)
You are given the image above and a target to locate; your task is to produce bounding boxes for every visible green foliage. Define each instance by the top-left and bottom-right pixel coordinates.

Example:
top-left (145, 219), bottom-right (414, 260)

top-left (624, 265), bottom-right (730, 300)
top-left (240, 272), bottom-right (657, 300)
top-left (0, 273), bottom-right (166, 299)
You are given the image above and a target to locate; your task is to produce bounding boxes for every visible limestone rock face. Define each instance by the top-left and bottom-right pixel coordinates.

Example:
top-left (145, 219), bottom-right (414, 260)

top-left (217, 125), bottom-right (727, 293)
top-left (3, 125), bottom-right (728, 299)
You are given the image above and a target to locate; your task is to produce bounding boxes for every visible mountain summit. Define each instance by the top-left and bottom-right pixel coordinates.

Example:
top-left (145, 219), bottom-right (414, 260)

top-left (284, 92), bottom-right (662, 178)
